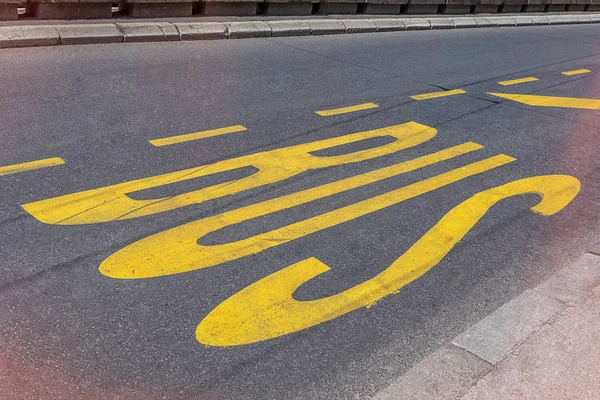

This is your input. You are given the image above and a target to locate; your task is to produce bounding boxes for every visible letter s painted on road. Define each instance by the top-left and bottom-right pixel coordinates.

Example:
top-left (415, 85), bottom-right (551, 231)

top-left (196, 175), bottom-right (580, 346)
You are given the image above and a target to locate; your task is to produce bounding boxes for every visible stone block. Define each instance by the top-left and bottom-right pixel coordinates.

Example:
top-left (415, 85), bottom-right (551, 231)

top-left (429, 17), bottom-right (455, 28)
top-left (473, 4), bottom-right (500, 12)
top-left (536, 254), bottom-right (600, 304)
top-left (0, 3), bottom-right (18, 20)
top-left (55, 23), bottom-right (122, 44)
top-left (26, 2), bottom-right (112, 19)
top-left (373, 17), bottom-right (405, 30)
top-left (342, 18), bottom-right (377, 32)
top-left (523, 4), bottom-right (545, 11)
top-left (404, 17), bottom-right (431, 28)
top-left (440, 4), bottom-right (472, 13)
top-left (122, 2), bottom-right (192, 17)
top-left (546, 4), bottom-right (567, 10)
top-left (499, 4), bottom-right (522, 12)
top-left (226, 21), bottom-right (271, 38)
top-left (404, 4), bottom-right (439, 13)
top-left (0, 25), bottom-right (60, 48)
top-left (174, 22), bottom-right (228, 40)
top-left (200, 2), bottom-right (257, 16)
top-left (362, 3), bottom-right (401, 13)
top-left (372, 344), bottom-right (492, 400)
top-left (118, 22), bottom-right (179, 42)
top-left (264, 2), bottom-right (312, 15)
top-left (452, 290), bottom-right (564, 365)
top-left (451, 16), bottom-right (478, 27)
top-left (317, 2), bottom-right (358, 13)
top-left (268, 20), bottom-right (311, 36)
top-left (306, 18), bottom-right (346, 34)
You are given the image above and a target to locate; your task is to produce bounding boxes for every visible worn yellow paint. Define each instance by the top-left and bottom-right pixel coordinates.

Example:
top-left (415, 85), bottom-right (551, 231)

top-left (99, 151), bottom-right (511, 280)
top-left (22, 122), bottom-right (438, 225)
top-left (196, 175), bottom-right (580, 346)
top-left (488, 92), bottom-right (600, 110)
top-left (149, 125), bottom-right (247, 147)
top-left (562, 69), bottom-right (591, 76)
top-left (315, 103), bottom-right (379, 116)
top-left (498, 77), bottom-right (539, 86)
top-left (411, 89), bottom-right (466, 101)
top-left (0, 157), bottom-right (65, 177)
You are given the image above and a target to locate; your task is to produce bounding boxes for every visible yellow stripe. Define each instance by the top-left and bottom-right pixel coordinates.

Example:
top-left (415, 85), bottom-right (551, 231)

top-left (498, 77), bottom-right (538, 86)
top-left (488, 92), bottom-right (600, 110)
top-left (562, 69), bottom-right (591, 76)
top-left (0, 157), bottom-right (65, 177)
top-left (411, 89), bottom-right (466, 101)
top-left (315, 102), bottom-right (379, 116)
top-left (149, 125), bottom-right (247, 147)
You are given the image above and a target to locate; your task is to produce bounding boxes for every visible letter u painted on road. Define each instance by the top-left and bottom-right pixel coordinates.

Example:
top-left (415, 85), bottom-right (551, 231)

top-left (21, 122), bottom-right (436, 225)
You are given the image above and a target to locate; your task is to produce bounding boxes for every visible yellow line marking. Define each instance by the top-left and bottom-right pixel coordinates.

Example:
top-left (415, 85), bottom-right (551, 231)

top-left (98, 142), bottom-right (492, 280)
top-left (498, 77), bottom-right (539, 86)
top-left (411, 89), bottom-right (466, 101)
top-left (24, 122), bottom-right (438, 225)
top-left (149, 125), bottom-right (247, 147)
top-left (562, 69), bottom-right (591, 76)
top-left (197, 174), bottom-right (579, 346)
top-left (315, 102), bottom-right (379, 116)
top-left (488, 92), bottom-right (600, 110)
top-left (0, 157), bottom-right (65, 177)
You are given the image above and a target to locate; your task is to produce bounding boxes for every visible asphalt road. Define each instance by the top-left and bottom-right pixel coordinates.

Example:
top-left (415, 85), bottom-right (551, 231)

top-left (1, 23), bottom-right (600, 400)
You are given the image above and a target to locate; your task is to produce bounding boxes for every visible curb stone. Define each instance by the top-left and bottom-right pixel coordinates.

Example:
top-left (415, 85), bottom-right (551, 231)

top-left (118, 22), bottom-right (179, 42)
top-left (56, 23), bottom-right (122, 45)
top-left (371, 252), bottom-right (600, 400)
top-left (226, 21), bottom-right (272, 39)
top-left (268, 20), bottom-right (311, 37)
top-left (342, 19), bottom-right (378, 34)
top-left (1, 14), bottom-right (600, 48)
top-left (0, 25), bottom-right (59, 48)
top-left (174, 22), bottom-right (227, 40)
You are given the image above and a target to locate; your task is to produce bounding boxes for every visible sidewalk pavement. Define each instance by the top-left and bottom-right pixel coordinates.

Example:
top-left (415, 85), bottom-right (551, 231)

top-left (461, 285), bottom-right (600, 400)
top-left (373, 251), bottom-right (600, 400)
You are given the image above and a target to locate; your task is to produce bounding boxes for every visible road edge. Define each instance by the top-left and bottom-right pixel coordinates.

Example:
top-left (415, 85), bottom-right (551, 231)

top-left (371, 248), bottom-right (600, 400)
top-left (1, 13), bottom-right (599, 48)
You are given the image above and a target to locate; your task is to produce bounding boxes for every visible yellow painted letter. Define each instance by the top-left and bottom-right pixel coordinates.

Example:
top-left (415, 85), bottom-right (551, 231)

top-left (196, 175), bottom-right (580, 346)
top-left (23, 122), bottom-right (436, 225)
top-left (99, 152), bottom-right (512, 279)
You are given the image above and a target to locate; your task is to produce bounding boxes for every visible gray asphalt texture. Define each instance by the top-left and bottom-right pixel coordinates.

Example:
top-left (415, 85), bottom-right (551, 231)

top-left (1, 24), bottom-right (600, 400)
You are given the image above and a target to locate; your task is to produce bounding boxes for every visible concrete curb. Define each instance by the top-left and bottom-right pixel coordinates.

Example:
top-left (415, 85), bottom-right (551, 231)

top-left (1, 13), bottom-right (600, 48)
top-left (371, 251), bottom-right (600, 400)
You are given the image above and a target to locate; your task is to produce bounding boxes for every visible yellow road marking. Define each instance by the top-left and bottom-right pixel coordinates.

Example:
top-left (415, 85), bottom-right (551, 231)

top-left (411, 89), bottom-right (466, 101)
top-left (23, 122), bottom-right (438, 225)
top-left (498, 77), bottom-right (539, 86)
top-left (197, 174), bottom-right (580, 346)
top-left (0, 157), bottom-right (65, 177)
top-left (562, 69), bottom-right (591, 76)
top-left (99, 149), bottom-right (508, 280)
top-left (488, 92), bottom-right (600, 110)
top-left (315, 102), bottom-right (379, 116)
top-left (149, 125), bottom-right (247, 147)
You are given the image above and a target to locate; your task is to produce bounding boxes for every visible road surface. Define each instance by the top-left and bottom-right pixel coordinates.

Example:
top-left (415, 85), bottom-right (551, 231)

top-left (1, 23), bottom-right (600, 399)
